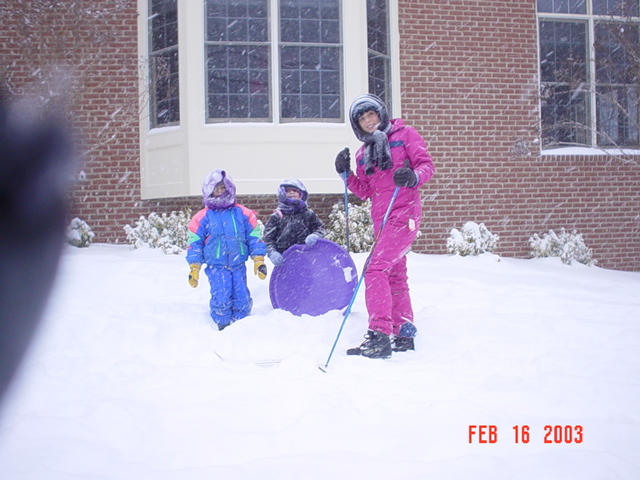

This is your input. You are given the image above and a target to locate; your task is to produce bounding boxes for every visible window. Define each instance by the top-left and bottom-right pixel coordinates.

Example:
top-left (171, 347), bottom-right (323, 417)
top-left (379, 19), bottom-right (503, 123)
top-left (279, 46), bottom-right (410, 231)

top-left (205, 0), bottom-right (271, 121)
top-left (367, 0), bottom-right (392, 112)
top-left (537, 0), bottom-right (640, 148)
top-left (279, 0), bottom-right (342, 121)
top-left (204, 0), bottom-right (342, 122)
top-left (595, 22), bottom-right (639, 145)
top-left (539, 20), bottom-right (589, 144)
top-left (148, 0), bottom-right (179, 127)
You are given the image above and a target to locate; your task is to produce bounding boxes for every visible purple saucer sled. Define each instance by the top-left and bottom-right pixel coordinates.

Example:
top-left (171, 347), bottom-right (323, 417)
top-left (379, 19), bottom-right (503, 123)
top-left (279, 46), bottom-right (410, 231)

top-left (269, 238), bottom-right (357, 316)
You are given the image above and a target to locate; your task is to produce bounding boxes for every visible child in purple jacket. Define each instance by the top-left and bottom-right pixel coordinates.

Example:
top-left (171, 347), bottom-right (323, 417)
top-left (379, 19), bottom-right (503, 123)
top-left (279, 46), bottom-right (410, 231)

top-left (335, 93), bottom-right (435, 358)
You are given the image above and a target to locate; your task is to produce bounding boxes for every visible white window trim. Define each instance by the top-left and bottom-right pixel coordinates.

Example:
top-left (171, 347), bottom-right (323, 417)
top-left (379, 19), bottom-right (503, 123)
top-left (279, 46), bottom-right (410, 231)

top-left (138, 0), bottom-right (401, 199)
top-left (541, 146), bottom-right (640, 155)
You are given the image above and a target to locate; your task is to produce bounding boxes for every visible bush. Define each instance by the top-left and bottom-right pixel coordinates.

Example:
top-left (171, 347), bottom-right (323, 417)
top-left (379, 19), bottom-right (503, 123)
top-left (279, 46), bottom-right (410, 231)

top-left (325, 198), bottom-right (374, 253)
top-left (529, 228), bottom-right (595, 266)
top-left (447, 221), bottom-right (499, 256)
top-left (66, 217), bottom-right (95, 247)
top-left (124, 209), bottom-right (191, 255)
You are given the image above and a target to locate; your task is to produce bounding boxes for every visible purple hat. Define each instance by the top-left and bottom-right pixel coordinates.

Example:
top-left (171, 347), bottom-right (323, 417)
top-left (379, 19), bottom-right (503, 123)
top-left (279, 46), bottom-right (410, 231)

top-left (202, 169), bottom-right (236, 209)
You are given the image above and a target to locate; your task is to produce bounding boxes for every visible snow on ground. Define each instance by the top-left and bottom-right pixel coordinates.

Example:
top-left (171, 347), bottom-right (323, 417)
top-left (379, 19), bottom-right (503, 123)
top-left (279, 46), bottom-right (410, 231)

top-left (1, 244), bottom-right (639, 479)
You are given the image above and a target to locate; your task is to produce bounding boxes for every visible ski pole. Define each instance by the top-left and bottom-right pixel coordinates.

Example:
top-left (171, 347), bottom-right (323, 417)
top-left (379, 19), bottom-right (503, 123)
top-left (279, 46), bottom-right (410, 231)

top-left (319, 186), bottom-right (400, 372)
top-left (343, 171), bottom-right (350, 253)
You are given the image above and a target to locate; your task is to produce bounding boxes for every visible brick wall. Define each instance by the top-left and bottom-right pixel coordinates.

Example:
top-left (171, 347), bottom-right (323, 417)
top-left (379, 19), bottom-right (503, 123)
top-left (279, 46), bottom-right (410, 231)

top-left (2, 1), bottom-right (638, 271)
top-left (398, 0), bottom-right (640, 271)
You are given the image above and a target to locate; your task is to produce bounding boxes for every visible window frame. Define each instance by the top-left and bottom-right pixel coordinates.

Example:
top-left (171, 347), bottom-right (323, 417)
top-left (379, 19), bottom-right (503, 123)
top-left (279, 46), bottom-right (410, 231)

top-left (278, 0), bottom-right (344, 123)
top-left (148, 0), bottom-right (180, 129)
top-left (537, 1), bottom-right (640, 149)
top-left (204, 0), bottom-right (273, 123)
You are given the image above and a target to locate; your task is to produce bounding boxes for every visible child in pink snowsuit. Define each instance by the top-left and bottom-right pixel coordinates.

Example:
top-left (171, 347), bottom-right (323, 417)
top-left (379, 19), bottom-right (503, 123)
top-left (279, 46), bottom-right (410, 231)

top-left (335, 93), bottom-right (434, 358)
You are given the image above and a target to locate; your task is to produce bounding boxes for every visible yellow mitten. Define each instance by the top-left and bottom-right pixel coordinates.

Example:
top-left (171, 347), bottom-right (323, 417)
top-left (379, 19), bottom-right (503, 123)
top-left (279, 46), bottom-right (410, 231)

top-left (188, 263), bottom-right (201, 288)
top-left (253, 256), bottom-right (267, 280)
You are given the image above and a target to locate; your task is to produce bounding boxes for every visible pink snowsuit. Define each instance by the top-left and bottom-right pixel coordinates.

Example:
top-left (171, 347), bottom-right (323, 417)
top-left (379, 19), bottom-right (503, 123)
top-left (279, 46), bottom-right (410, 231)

top-left (347, 118), bottom-right (434, 336)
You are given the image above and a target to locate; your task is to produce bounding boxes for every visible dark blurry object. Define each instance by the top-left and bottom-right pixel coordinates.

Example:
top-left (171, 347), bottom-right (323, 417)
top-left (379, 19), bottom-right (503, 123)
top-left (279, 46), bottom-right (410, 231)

top-left (0, 92), bottom-right (72, 403)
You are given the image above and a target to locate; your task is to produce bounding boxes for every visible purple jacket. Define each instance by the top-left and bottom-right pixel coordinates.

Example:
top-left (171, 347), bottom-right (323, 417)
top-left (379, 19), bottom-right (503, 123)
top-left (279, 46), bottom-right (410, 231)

top-left (347, 118), bottom-right (435, 231)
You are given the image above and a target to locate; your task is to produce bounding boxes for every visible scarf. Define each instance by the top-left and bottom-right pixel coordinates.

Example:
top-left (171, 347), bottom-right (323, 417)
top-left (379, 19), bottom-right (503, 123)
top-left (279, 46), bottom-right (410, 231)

top-left (362, 127), bottom-right (392, 175)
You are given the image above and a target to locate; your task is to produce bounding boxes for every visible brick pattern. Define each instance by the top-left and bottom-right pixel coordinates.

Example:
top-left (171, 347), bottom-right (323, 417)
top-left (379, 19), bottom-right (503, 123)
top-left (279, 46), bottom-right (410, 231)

top-left (398, 0), bottom-right (640, 271)
top-left (2, 0), bottom-right (639, 271)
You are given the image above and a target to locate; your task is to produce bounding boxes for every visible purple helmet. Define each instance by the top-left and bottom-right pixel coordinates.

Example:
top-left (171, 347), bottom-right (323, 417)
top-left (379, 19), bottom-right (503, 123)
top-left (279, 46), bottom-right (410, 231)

top-left (277, 178), bottom-right (308, 213)
top-left (202, 169), bottom-right (236, 209)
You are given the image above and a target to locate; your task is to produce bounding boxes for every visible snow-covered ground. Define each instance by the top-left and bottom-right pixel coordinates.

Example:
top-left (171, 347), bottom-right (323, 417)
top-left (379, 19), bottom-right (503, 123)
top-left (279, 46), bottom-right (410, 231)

top-left (1, 244), bottom-right (639, 479)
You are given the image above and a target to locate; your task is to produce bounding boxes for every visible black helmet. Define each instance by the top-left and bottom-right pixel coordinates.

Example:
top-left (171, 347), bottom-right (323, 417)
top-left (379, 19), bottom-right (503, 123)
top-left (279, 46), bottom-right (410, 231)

top-left (348, 93), bottom-right (390, 141)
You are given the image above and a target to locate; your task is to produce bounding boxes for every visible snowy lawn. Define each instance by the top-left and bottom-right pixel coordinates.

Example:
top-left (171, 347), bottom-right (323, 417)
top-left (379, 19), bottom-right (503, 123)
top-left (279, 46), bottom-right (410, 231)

top-left (1, 244), bottom-right (639, 479)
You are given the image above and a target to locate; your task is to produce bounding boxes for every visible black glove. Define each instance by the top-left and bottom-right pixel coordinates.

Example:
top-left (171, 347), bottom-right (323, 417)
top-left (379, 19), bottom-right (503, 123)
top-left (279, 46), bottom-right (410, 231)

top-left (393, 161), bottom-right (418, 187)
top-left (335, 147), bottom-right (351, 175)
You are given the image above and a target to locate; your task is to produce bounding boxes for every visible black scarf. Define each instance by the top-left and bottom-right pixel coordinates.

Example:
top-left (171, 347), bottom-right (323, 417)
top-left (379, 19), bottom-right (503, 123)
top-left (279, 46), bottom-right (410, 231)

top-left (362, 128), bottom-right (392, 175)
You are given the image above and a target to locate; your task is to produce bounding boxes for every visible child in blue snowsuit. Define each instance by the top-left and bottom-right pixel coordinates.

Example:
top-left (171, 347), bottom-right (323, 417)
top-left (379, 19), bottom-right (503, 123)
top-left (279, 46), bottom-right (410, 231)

top-left (186, 170), bottom-right (267, 330)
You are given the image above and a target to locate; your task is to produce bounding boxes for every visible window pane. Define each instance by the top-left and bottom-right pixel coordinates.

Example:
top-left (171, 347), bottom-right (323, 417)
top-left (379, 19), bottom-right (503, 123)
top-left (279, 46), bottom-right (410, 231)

top-left (368, 53), bottom-right (391, 107)
top-left (279, 0), bottom-right (342, 121)
top-left (540, 84), bottom-right (589, 145)
top-left (206, 45), bottom-right (270, 120)
top-left (367, 0), bottom-right (392, 111)
top-left (250, 94), bottom-right (270, 117)
top-left (229, 94), bottom-right (249, 117)
top-left (150, 50), bottom-right (180, 126)
top-left (322, 95), bottom-right (341, 117)
top-left (149, 0), bottom-right (179, 127)
top-left (596, 86), bottom-right (640, 145)
top-left (228, 18), bottom-right (248, 42)
top-left (248, 18), bottom-right (268, 42)
top-left (322, 19), bottom-right (340, 43)
top-left (322, 69), bottom-right (340, 94)
top-left (539, 21), bottom-right (587, 84)
top-left (301, 70), bottom-right (320, 93)
top-left (206, 0), bottom-right (268, 42)
top-left (280, 44), bottom-right (340, 117)
top-left (538, 20), bottom-right (589, 146)
top-left (301, 19), bottom-right (321, 42)
top-left (593, 0), bottom-right (639, 16)
top-left (205, 0), bottom-right (270, 121)
top-left (281, 19), bottom-right (300, 42)
top-left (595, 22), bottom-right (639, 146)
top-left (367, 0), bottom-right (389, 54)
top-left (595, 22), bottom-right (639, 84)
top-left (281, 95), bottom-right (300, 118)
top-left (536, 0), bottom-right (586, 13)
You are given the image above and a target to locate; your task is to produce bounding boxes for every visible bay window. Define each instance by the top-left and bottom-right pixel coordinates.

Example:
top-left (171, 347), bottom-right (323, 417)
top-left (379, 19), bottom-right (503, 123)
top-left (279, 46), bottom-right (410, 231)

top-left (138, 0), bottom-right (400, 198)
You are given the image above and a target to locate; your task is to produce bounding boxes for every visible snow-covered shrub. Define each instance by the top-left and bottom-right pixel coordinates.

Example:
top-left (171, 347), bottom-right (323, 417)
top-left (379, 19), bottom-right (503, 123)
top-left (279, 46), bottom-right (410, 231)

top-left (447, 221), bottom-right (499, 256)
top-left (66, 217), bottom-right (95, 247)
top-left (124, 209), bottom-right (191, 255)
top-left (325, 198), bottom-right (374, 253)
top-left (529, 228), bottom-right (595, 266)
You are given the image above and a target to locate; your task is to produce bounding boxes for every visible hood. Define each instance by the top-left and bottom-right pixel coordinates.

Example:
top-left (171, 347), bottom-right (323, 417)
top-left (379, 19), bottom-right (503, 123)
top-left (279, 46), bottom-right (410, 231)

top-left (277, 178), bottom-right (308, 213)
top-left (202, 169), bottom-right (236, 209)
top-left (348, 93), bottom-right (390, 142)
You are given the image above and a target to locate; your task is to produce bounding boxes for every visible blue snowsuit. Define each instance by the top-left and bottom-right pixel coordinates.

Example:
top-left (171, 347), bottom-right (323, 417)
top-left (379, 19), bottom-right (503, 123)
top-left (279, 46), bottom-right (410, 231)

top-left (187, 205), bottom-right (266, 328)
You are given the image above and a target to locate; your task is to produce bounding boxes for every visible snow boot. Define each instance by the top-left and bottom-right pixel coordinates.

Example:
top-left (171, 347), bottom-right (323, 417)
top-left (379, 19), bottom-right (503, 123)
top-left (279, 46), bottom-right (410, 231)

top-left (346, 330), bottom-right (392, 359)
top-left (392, 336), bottom-right (414, 352)
top-left (393, 322), bottom-right (417, 352)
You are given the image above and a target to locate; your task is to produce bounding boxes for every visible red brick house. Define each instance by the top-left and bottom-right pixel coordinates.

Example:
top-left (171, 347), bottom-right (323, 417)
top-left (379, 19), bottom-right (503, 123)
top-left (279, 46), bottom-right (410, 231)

top-left (2, 0), bottom-right (639, 270)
